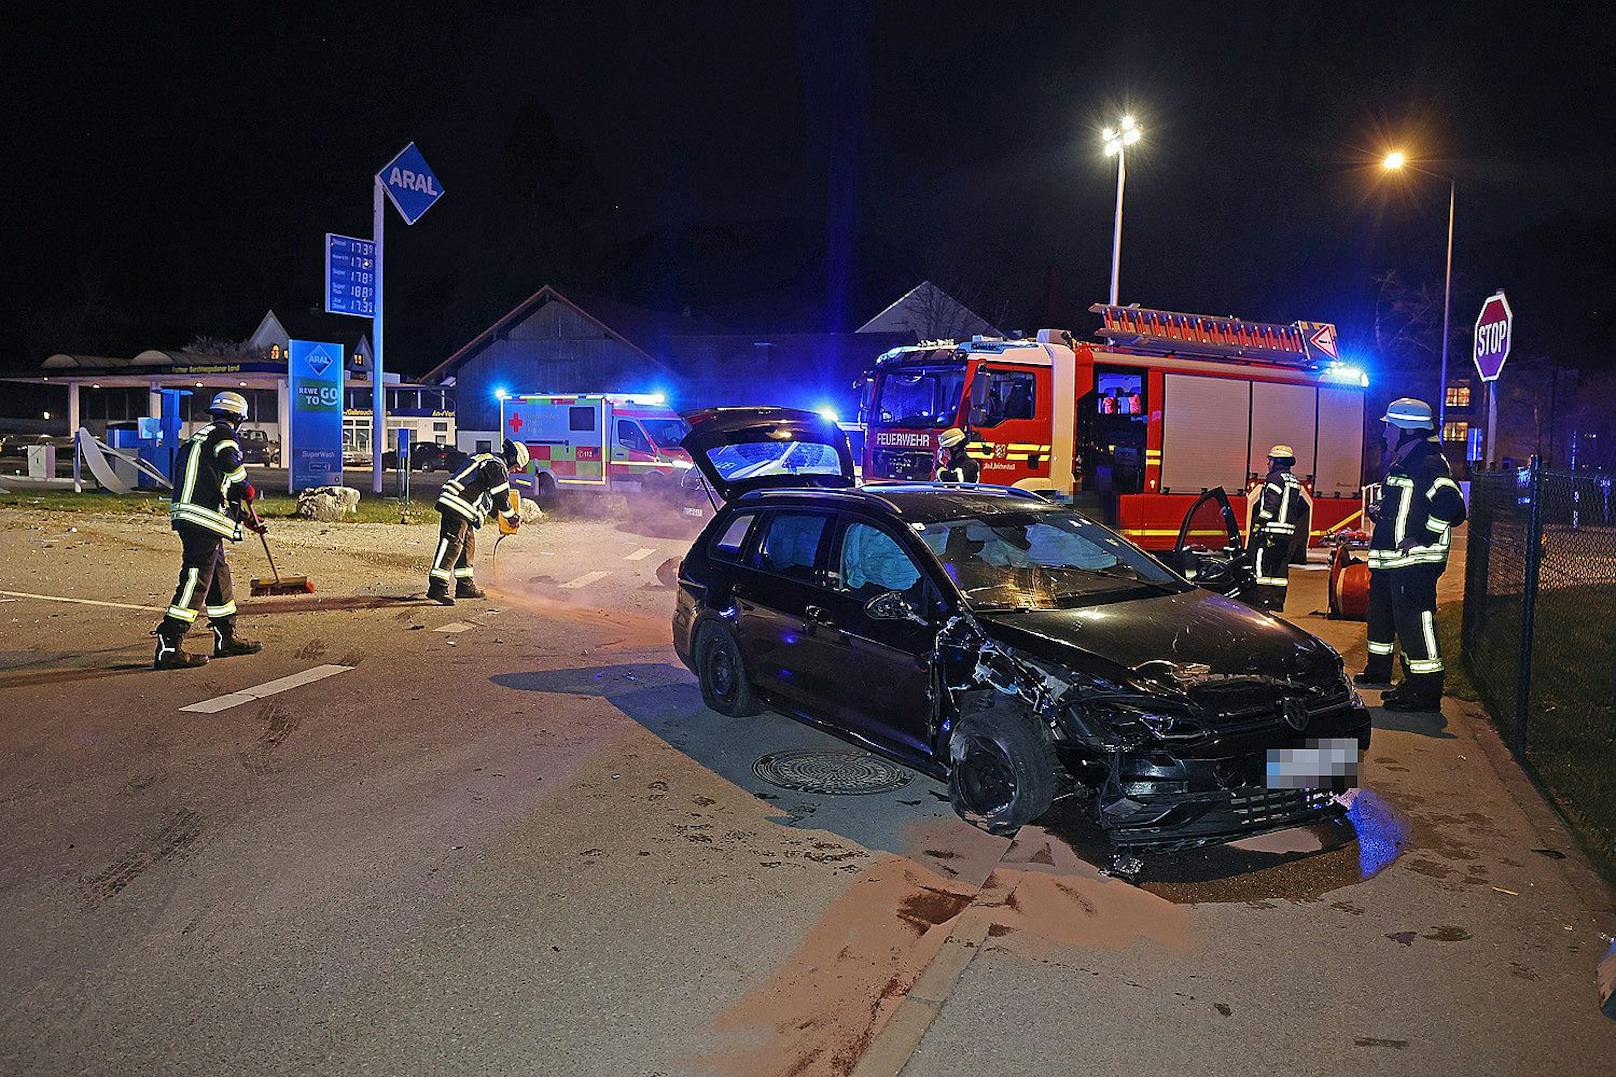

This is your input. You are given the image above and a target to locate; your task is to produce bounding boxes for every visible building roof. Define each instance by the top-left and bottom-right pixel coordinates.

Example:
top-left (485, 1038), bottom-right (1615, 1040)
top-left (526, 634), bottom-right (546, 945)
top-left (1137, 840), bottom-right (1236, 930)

top-left (423, 285), bottom-right (693, 384)
top-left (248, 309), bottom-right (373, 355)
top-left (42, 354), bottom-right (135, 369)
top-left (856, 281), bottom-right (999, 338)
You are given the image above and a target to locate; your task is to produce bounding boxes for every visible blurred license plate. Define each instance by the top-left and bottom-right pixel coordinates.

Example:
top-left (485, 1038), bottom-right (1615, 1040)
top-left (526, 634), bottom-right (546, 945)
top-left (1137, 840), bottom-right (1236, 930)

top-left (1265, 738), bottom-right (1359, 791)
top-left (682, 506), bottom-right (705, 517)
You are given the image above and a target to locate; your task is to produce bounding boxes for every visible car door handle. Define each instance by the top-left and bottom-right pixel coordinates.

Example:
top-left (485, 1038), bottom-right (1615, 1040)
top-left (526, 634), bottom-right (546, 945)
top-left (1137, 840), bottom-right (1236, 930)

top-left (803, 605), bottom-right (836, 628)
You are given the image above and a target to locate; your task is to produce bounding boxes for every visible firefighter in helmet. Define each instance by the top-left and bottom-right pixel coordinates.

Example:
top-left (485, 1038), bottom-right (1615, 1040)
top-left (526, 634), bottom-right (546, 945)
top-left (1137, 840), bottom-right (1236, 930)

top-left (428, 437), bottom-right (528, 604)
top-left (153, 391), bottom-right (264, 669)
top-left (1356, 397), bottom-right (1467, 711)
top-left (935, 427), bottom-right (981, 483)
top-left (1248, 444), bottom-right (1306, 611)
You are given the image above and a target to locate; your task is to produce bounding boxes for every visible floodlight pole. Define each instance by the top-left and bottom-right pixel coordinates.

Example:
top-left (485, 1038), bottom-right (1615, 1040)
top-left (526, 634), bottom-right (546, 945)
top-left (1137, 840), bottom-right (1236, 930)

top-left (1438, 177), bottom-right (1454, 431)
top-left (1109, 146), bottom-right (1126, 306)
top-left (371, 178), bottom-right (385, 494)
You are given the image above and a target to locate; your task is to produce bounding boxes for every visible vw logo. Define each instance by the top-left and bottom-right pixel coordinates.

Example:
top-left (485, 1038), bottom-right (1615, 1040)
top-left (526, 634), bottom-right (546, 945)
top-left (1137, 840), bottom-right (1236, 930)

top-left (1282, 698), bottom-right (1309, 732)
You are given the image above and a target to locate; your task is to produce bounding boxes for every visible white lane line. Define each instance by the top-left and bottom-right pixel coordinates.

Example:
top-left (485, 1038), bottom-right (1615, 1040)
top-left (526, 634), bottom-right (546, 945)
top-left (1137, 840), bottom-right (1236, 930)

top-left (180, 664), bottom-right (353, 714)
top-left (434, 621), bottom-right (476, 633)
top-left (624, 547), bottom-right (657, 561)
top-left (559, 570), bottom-right (610, 590)
top-left (0, 589), bottom-right (165, 613)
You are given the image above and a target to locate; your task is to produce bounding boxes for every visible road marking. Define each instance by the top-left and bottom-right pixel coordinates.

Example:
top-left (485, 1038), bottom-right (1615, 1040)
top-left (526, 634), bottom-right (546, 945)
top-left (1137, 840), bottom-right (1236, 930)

top-left (0, 590), bottom-right (164, 613)
top-left (624, 547), bottom-right (657, 561)
top-left (180, 664), bottom-right (352, 714)
top-left (434, 621), bottom-right (476, 633)
top-left (559, 570), bottom-right (610, 589)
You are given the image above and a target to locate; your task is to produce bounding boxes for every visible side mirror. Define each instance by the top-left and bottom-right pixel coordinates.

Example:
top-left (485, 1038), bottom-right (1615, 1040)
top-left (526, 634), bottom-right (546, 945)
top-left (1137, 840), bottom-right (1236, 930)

top-left (866, 590), bottom-right (927, 625)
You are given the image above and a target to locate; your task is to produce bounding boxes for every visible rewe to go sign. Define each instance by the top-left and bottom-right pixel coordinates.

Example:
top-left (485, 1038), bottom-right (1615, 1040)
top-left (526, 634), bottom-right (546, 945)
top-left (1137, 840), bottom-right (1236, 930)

top-left (1473, 291), bottom-right (1513, 382)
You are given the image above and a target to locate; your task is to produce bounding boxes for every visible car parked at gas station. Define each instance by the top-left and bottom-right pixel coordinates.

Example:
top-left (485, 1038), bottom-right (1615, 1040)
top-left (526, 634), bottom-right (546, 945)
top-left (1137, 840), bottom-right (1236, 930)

top-left (673, 407), bottom-right (1371, 861)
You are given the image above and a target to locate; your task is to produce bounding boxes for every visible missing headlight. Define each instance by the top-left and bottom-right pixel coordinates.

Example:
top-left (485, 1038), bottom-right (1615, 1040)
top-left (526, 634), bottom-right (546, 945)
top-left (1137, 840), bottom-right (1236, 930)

top-left (1080, 698), bottom-right (1207, 745)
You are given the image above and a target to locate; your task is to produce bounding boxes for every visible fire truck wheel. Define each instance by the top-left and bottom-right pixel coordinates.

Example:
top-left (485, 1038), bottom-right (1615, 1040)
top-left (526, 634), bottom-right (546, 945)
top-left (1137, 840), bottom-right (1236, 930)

top-left (696, 622), bottom-right (760, 718)
top-left (948, 703), bottom-right (1057, 835)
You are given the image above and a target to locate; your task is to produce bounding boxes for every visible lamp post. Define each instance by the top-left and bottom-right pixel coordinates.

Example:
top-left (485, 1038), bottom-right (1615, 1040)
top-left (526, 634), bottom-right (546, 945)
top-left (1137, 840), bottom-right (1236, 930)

top-left (1103, 115), bottom-right (1142, 306)
top-left (1382, 151), bottom-right (1457, 432)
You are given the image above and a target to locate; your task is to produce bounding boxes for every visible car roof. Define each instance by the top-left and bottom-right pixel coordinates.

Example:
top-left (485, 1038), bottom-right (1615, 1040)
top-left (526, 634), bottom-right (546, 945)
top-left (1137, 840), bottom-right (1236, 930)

top-left (734, 482), bottom-right (1063, 524)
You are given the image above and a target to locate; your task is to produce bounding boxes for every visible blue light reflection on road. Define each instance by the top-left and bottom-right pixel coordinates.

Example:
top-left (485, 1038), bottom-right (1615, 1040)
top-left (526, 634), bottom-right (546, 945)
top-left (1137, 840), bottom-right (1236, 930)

top-left (1345, 789), bottom-right (1407, 878)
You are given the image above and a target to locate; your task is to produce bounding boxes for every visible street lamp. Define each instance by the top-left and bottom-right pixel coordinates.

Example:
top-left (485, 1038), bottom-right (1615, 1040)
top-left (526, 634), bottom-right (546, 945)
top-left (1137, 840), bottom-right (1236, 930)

top-left (1102, 115), bottom-right (1142, 306)
top-left (1382, 150), bottom-right (1457, 431)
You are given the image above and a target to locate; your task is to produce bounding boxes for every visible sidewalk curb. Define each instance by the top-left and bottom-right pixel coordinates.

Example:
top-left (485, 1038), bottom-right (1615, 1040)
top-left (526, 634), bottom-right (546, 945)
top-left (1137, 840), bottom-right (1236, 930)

top-left (1448, 696), bottom-right (1616, 921)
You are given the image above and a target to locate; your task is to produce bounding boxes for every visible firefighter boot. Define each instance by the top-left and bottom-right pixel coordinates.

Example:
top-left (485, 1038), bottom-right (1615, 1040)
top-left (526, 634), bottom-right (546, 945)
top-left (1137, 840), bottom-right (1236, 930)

top-left (1353, 667), bottom-right (1395, 690)
top-left (211, 618), bottom-right (262, 658)
top-left (427, 580), bottom-right (455, 606)
top-left (1382, 672), bottom-right (1443, 712)
top-left (454, 579), bottom-right (486, 600)
top-left (1354, 653), bottom-right (1395, 689)
top-left (154, 631), bottom-right (208, 670)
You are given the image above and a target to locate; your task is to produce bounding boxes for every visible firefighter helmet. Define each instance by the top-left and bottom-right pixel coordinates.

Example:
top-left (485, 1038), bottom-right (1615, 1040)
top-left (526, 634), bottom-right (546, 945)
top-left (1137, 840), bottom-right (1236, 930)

top-left (208, 391), bottom-right (249, 421)
top-left (938, 427), bottom-right (968, 450)
top-left (1381, 397), bottom-right (1435, 429)
top-left (1267, 444), bottom-right (1296, 461)
top-left (503, 437), bottom-right (530, 471)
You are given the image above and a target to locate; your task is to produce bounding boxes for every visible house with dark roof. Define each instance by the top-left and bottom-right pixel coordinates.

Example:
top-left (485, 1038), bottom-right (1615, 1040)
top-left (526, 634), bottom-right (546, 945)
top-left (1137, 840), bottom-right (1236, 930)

top-left (424, 283), bottom-right (993, 452)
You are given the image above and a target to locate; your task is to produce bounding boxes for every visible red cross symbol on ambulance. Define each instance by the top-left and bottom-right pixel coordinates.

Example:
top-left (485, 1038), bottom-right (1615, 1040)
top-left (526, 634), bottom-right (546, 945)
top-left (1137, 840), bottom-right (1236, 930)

top-left (508, 411), bottom-right (524, 433)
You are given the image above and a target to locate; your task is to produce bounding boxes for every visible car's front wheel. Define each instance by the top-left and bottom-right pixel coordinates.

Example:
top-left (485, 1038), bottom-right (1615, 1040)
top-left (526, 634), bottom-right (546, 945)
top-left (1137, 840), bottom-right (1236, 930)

top-left (948, 703), bottom-right (1057, 835)
top-left (696, 622), bottom-right (760, 717)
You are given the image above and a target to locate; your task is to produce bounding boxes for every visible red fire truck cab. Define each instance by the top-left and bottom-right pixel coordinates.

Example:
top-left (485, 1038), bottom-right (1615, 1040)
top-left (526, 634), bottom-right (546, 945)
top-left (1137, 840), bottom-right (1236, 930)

top-left (859, 304), bottom-right (1368, 551)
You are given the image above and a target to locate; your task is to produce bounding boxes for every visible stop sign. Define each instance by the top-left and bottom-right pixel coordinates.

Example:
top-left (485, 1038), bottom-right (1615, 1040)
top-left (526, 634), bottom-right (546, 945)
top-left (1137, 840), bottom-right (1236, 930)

top-left (1473, 291), bottom-right (1514, 382)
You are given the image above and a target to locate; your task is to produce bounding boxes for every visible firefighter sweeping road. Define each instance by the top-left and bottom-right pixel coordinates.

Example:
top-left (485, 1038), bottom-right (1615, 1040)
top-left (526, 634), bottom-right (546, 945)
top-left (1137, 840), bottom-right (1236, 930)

top-left (1, 502), bottom-right (1612, 1076)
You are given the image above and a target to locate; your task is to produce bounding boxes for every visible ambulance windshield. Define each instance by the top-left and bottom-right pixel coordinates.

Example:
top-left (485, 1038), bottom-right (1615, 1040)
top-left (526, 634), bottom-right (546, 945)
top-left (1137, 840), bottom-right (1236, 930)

top-left (873, 364), bottom-right (966, 428)
top-left (640, 418), bottom-right (688, 448)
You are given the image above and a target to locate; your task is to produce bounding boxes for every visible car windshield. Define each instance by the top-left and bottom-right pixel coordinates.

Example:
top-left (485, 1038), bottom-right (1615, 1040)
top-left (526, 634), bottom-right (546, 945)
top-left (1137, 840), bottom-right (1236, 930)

top-left (918, 511), bottom-right (1187, 610)
top-left (873, 364), bottom-right (966, 428)
top-left (704, 439), bottom-right (844, 481)
top-left (641, 418), bottom-right (688, 448)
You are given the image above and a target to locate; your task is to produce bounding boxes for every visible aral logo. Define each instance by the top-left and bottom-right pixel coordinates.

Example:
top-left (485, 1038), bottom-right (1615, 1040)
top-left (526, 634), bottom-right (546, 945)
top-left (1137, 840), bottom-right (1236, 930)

top-left (305, 347), bottom-right (334, 377)
top-left (386, 167), bottom-right (439, 195)
top-left (377, 142), bottom-right (445, 226)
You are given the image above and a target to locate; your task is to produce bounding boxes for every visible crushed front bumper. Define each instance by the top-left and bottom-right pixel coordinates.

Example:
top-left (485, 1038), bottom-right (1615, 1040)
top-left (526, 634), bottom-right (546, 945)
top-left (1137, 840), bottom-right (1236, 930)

top-left (1095, 698), bottom-right (1370, 850)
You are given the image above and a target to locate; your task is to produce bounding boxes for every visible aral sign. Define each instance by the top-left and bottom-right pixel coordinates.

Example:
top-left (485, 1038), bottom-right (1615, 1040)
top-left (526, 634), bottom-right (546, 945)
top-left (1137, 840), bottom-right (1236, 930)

top-left (289, 339), bottom-right (344, 491)
top-left (1473, 291), bottom-right (1513, 382)
top-left (377, 142), bottom-right (444, 226)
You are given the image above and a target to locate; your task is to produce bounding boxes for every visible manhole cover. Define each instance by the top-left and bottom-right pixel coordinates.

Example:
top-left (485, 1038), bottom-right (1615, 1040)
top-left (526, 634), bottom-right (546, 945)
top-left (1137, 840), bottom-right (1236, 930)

top-left (751, 748), bottom-right (913, 796)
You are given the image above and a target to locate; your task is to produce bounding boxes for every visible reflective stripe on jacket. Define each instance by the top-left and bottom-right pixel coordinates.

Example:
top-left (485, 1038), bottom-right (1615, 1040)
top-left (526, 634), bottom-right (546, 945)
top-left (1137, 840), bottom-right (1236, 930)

top-left (1368, 436), bottom-right (1466, 569)
top-left (436, 453), bottom-right (517, 526)
top-left (170, 421), bottom-right (247, 539)
top-left (1254, 468), bottom-right (1305, 537)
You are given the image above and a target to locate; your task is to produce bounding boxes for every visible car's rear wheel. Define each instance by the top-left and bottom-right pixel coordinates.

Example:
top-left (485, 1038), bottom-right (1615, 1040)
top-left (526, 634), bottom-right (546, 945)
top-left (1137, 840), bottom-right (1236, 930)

top-left (696, 622), bottom-right (760, 717)
top-left (948, 703), bottom-right (1057, 835)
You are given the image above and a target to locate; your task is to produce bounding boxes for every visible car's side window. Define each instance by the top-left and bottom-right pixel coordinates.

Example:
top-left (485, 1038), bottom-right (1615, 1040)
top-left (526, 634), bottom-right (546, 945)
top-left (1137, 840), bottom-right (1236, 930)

top-left (709, 511), bottom-right (757, 561)
top-left (753, 512), bottom-right (829, 582)
top-left (839, 521), bottom-right (924, 601)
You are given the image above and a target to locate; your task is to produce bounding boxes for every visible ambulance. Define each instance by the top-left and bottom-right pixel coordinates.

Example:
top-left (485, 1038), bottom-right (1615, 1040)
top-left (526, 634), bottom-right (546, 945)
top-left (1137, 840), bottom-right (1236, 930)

top-left (498, 392), bottom-right (695, 502)
top-left (858, 304), bottom-right (1369, 551)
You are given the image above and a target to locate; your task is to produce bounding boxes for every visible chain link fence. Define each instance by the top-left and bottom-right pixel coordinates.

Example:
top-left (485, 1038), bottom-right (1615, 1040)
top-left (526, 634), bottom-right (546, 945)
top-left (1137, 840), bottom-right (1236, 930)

top-left (1462, 462), bottom-right (1616, 879)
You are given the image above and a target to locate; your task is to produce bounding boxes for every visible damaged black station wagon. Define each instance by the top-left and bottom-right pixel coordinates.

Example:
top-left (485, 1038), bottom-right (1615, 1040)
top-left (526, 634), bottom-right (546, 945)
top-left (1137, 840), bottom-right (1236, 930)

top-left (674, 408), bottom-right (1371, 856)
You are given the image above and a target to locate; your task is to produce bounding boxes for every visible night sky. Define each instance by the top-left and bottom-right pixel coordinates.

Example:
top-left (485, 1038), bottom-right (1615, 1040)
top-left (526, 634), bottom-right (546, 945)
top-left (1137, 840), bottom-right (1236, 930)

top-left (5, 1), bottom-right (1613, 379)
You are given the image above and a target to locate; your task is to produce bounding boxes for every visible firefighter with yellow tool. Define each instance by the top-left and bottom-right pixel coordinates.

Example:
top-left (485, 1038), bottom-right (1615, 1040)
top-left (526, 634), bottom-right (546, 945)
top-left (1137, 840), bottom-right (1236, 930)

top-left (153, 391), bottom-right (264, 670)
top-left (427, 438), bottom-right (528, 605)
top-left (1248, 444), bottom-right (1306, 611)
top-left (1356, 398), bottom-right (1467, 711)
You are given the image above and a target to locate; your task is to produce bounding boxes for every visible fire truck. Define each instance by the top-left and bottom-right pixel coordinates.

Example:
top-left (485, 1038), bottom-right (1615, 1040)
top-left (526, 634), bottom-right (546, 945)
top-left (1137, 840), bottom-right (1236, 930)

top-left (859, 304), bottom-right (1368, 551)
top-left (498, 392), bottom-right (695, 501)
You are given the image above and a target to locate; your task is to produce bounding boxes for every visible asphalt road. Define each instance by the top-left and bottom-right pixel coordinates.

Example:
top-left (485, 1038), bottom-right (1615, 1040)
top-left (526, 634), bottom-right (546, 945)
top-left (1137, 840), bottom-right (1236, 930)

top-left (1, 506), bottom-right (1612, 1075)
